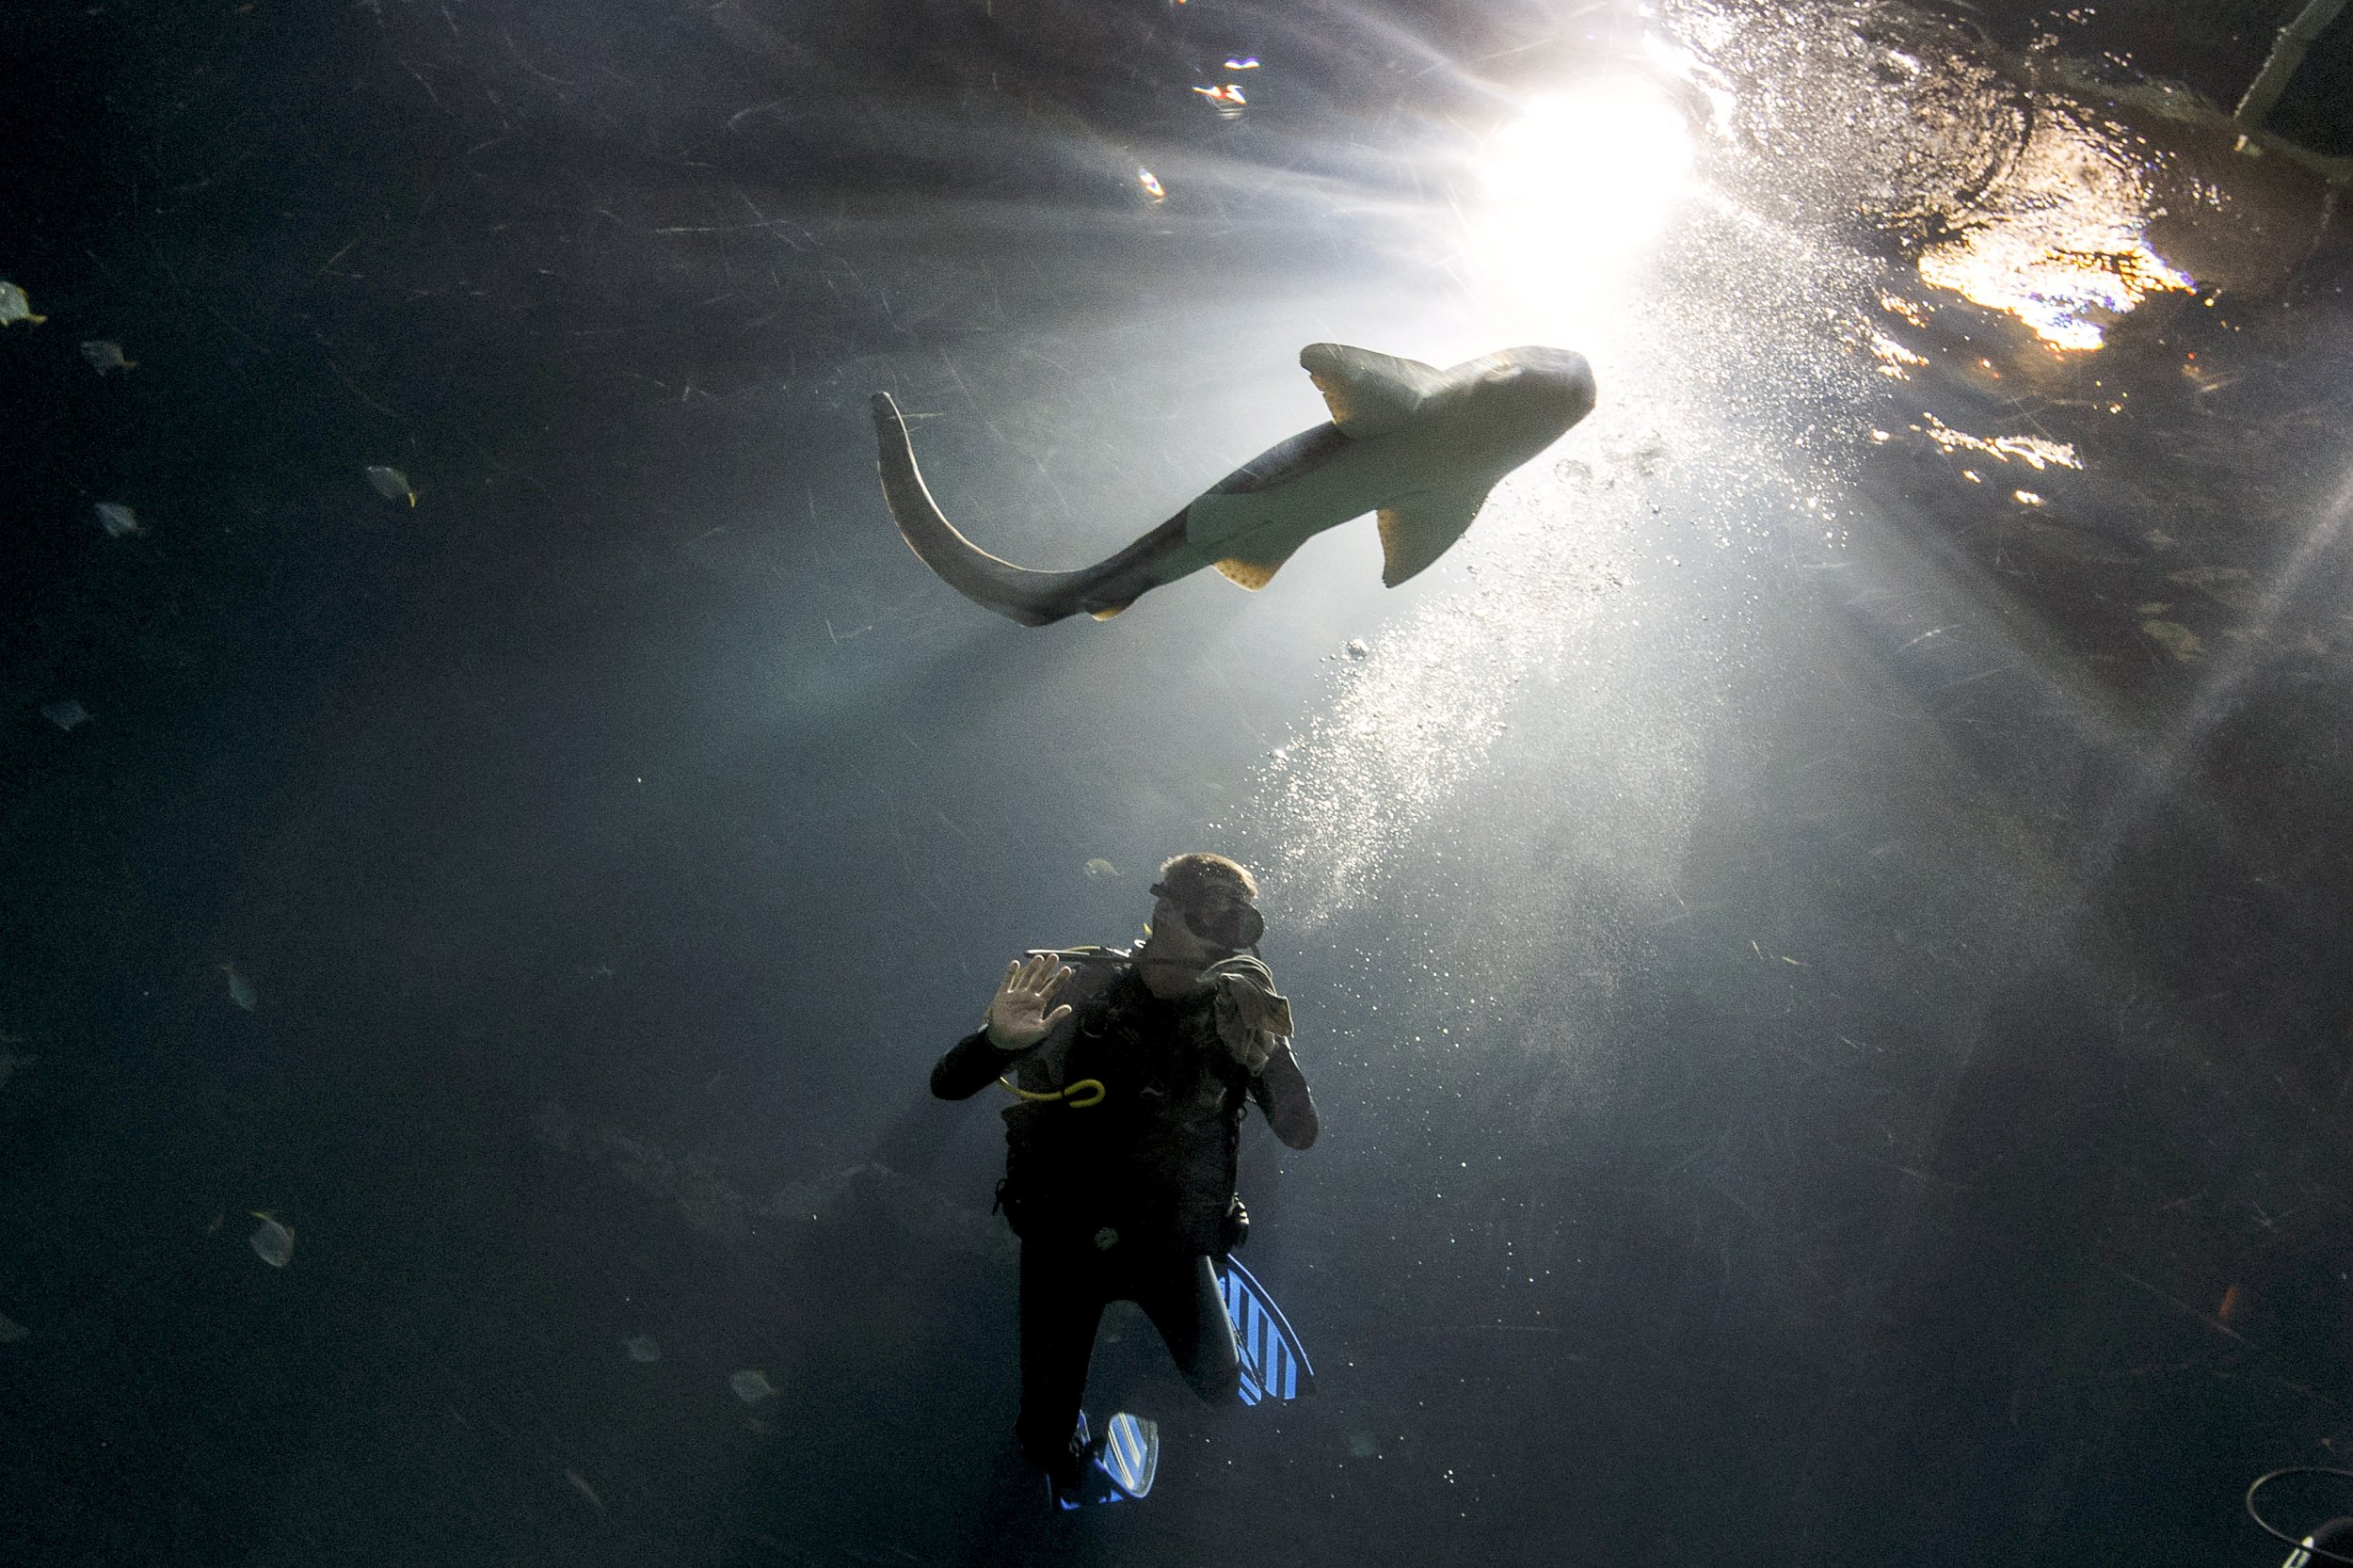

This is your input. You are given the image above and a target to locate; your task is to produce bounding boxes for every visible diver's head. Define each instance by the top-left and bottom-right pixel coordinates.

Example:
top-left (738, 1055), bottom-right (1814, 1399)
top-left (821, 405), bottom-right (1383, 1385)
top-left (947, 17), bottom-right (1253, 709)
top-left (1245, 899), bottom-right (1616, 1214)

top-left (1137, 853), bottom-right (1263, 986)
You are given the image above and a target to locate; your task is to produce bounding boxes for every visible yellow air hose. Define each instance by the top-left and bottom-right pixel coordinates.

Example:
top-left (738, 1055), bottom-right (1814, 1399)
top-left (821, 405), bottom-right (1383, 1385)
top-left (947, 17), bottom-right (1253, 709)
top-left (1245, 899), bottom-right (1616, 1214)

top-left (999, 1076), bottom-right (1106, 1109)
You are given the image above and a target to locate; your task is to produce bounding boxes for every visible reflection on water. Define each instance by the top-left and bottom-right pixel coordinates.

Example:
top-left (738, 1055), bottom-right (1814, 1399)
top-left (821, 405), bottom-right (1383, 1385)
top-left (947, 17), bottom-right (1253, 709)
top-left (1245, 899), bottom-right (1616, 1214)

top-left (1912, 99), bottom-right (2197, 350)
top-left (1869, 329), bottom-right (1928, 376)
top-left (1664, 0), bottom-right (2024, 236)
top-left (1665, 0), bottom-right (2241, 351)
top-left (1909, 411), bottom-right (2081, 473)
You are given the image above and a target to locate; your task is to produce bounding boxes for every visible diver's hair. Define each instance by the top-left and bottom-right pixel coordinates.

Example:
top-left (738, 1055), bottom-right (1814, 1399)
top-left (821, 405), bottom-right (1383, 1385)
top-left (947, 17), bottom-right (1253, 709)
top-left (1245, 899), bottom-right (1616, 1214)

top-left (1156, 852), bottom-right (1259, 908)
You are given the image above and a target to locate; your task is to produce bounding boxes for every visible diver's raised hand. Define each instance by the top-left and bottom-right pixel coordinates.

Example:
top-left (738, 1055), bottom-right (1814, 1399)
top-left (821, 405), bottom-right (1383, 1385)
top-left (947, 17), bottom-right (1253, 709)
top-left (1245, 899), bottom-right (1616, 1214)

top-left (985, 954), bottom-right (1073, 1051)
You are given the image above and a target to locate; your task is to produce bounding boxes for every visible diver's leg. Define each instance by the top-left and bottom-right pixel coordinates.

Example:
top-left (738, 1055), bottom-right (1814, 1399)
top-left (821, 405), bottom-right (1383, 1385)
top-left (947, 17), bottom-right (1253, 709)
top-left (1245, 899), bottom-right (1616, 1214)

top-left (1016, 1240), bottom-right (1111, 1487)
top-left (1136, 1252), bottom-right (1241, 1404)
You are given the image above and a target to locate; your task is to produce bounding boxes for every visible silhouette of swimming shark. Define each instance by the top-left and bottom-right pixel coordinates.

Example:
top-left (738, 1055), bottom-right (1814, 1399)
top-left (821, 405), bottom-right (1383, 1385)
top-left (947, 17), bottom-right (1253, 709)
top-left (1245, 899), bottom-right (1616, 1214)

top-left (870, 344), bottom-right (1596, 626)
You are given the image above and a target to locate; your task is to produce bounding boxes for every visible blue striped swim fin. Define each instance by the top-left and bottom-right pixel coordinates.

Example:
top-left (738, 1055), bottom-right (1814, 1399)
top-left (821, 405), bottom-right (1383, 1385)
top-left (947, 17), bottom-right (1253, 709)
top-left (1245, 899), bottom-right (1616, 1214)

top-left (1097, 1411), bottom-right (1160, 1499)
top-left (1220, 1256), bottom-right (1317, 1404)
top-left (1052, 1411), bottom-right (1160, 1510)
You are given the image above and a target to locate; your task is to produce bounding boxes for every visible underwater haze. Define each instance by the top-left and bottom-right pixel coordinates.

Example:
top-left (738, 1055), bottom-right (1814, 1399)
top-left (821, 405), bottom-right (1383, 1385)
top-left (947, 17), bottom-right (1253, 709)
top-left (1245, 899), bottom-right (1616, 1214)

top-left (5, 0), bottom-right (2352, 1562)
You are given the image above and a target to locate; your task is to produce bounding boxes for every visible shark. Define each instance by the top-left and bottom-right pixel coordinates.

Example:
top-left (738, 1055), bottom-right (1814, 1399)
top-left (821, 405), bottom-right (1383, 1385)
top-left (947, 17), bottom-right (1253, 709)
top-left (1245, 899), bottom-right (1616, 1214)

top-left (869, 343), bottom-right (1596, 626)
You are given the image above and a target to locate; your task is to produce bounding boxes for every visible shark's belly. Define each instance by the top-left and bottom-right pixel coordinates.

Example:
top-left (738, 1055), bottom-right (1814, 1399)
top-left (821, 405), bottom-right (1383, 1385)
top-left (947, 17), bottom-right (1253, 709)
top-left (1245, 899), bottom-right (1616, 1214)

top-left (1182, 454), bottom-right (1396, 567)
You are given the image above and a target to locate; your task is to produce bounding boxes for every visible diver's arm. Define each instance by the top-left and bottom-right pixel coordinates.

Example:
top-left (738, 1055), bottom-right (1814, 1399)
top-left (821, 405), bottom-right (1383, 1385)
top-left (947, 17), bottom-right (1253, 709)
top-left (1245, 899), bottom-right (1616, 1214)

top-left (1251, 1042), bottom-right (1319, 1149)
top-left (931, 1029), bottom-right (1035, 1099)
top-left (930, 953), bottom-right (1074, 1100)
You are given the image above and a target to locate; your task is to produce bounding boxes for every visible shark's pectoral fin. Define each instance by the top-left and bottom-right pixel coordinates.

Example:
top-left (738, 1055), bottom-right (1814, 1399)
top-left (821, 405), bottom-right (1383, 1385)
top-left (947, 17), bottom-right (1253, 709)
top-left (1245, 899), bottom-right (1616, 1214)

top-left (1378, 484), bottom-right (1495, 587)
top-left (1212, 552), bottom-right (1291, 591)
top-left (1300, 344), bottom-right (1448, 438)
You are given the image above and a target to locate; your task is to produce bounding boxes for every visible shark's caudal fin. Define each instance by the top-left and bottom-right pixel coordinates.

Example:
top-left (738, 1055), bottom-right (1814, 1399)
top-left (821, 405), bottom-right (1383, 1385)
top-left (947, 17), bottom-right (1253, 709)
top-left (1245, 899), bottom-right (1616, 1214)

top-left (869, 392), bottom-right (1082, 627)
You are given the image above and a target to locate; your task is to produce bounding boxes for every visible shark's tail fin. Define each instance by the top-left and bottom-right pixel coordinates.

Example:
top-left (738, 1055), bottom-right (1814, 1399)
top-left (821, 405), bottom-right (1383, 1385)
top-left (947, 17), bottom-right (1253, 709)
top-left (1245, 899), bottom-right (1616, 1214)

top-left (870, 393), bottom-right (1081, 628)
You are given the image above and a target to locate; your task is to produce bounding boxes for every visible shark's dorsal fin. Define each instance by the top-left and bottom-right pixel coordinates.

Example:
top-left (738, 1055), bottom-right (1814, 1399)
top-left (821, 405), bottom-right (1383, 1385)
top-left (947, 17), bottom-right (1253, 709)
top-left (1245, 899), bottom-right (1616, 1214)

top-left (1377, 483), bottom-right (1495, 587)
top-left (1300, 344), bottom-right (1448, 439)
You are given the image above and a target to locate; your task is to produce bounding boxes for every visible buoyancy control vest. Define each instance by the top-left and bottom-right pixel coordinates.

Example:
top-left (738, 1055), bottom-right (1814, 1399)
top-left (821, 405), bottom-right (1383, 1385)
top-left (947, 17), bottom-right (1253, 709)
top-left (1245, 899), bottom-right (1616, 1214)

top-left (997, 952), bottom-right (1257, 1255)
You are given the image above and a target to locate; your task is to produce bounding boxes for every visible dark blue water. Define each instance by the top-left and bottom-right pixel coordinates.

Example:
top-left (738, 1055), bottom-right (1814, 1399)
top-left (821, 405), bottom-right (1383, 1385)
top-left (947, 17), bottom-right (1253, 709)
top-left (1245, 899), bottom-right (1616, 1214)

top-left (6, 1), bottom-right (2351, 1563)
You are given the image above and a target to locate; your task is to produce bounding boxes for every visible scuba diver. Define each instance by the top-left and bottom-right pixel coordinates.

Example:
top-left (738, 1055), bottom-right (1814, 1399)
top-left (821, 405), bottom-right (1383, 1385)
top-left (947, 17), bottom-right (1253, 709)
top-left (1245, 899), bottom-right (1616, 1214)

top-left (930, 853), bottom-right (1320, 1509)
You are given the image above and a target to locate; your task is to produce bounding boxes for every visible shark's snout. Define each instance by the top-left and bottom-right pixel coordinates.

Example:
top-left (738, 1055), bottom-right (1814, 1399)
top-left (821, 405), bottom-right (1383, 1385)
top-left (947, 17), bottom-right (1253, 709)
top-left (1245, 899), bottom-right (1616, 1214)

top-left (1502, 346), bottom-right (1596, 421)
top-left (1462, 346), bottom-right (1595, 456)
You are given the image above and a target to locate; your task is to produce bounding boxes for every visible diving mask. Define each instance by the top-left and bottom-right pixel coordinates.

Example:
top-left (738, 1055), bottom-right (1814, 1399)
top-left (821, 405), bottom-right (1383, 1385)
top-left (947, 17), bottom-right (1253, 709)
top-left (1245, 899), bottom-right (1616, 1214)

top-left (1149, 881), bottom-right (1266, 950)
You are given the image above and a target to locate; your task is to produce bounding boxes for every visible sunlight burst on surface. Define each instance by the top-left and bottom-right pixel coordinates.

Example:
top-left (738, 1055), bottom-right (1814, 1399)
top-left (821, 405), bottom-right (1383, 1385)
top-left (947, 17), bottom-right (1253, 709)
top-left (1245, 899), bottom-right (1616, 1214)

top-left (1463, 78), bottom-right (1696, 329)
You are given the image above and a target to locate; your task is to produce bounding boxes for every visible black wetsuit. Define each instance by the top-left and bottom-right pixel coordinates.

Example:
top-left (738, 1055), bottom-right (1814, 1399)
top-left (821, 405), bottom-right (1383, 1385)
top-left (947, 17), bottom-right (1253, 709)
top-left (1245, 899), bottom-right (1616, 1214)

top-left (930, 958), bottom-right (1318, 1488)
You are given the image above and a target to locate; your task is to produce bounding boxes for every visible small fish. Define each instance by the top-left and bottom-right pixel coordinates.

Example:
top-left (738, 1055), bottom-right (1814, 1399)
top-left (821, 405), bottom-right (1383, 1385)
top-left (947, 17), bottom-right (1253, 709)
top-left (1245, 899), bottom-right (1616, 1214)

top-left (1137, 169), bottom-right (1166, 202)
top-left (248, 1211), bottom-right (295, 1268)
top-left (80, 340), bottom-right (136, 375)
top-left (0, 281), bottom-right (44, 327)
top-left (623, 1335), bottom-right (661, 1363)
top-left (363, 465), bottom-right (417, 505)
top-left (1084, 857), bottom-right (1119, 878)
top-left (565, 1468), bottom-right (606, 1515)
top-left (1224, 56), bottom-right (1260, 70)
top-left (221, 962), bottom-right (257, 1011)
top-left (0, 1311), bottom-right (28, 1344)
top-left (205, 1211), bottom-right (225, 1235)
top-left (729, 1368), bottom-right (776, 1404)
top-left (40, 699), bottom-right (89, 731)
top-left (95, 502), bottom-right (141, 537)
top-left (2142, 620), bottom-right (2204, 663)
